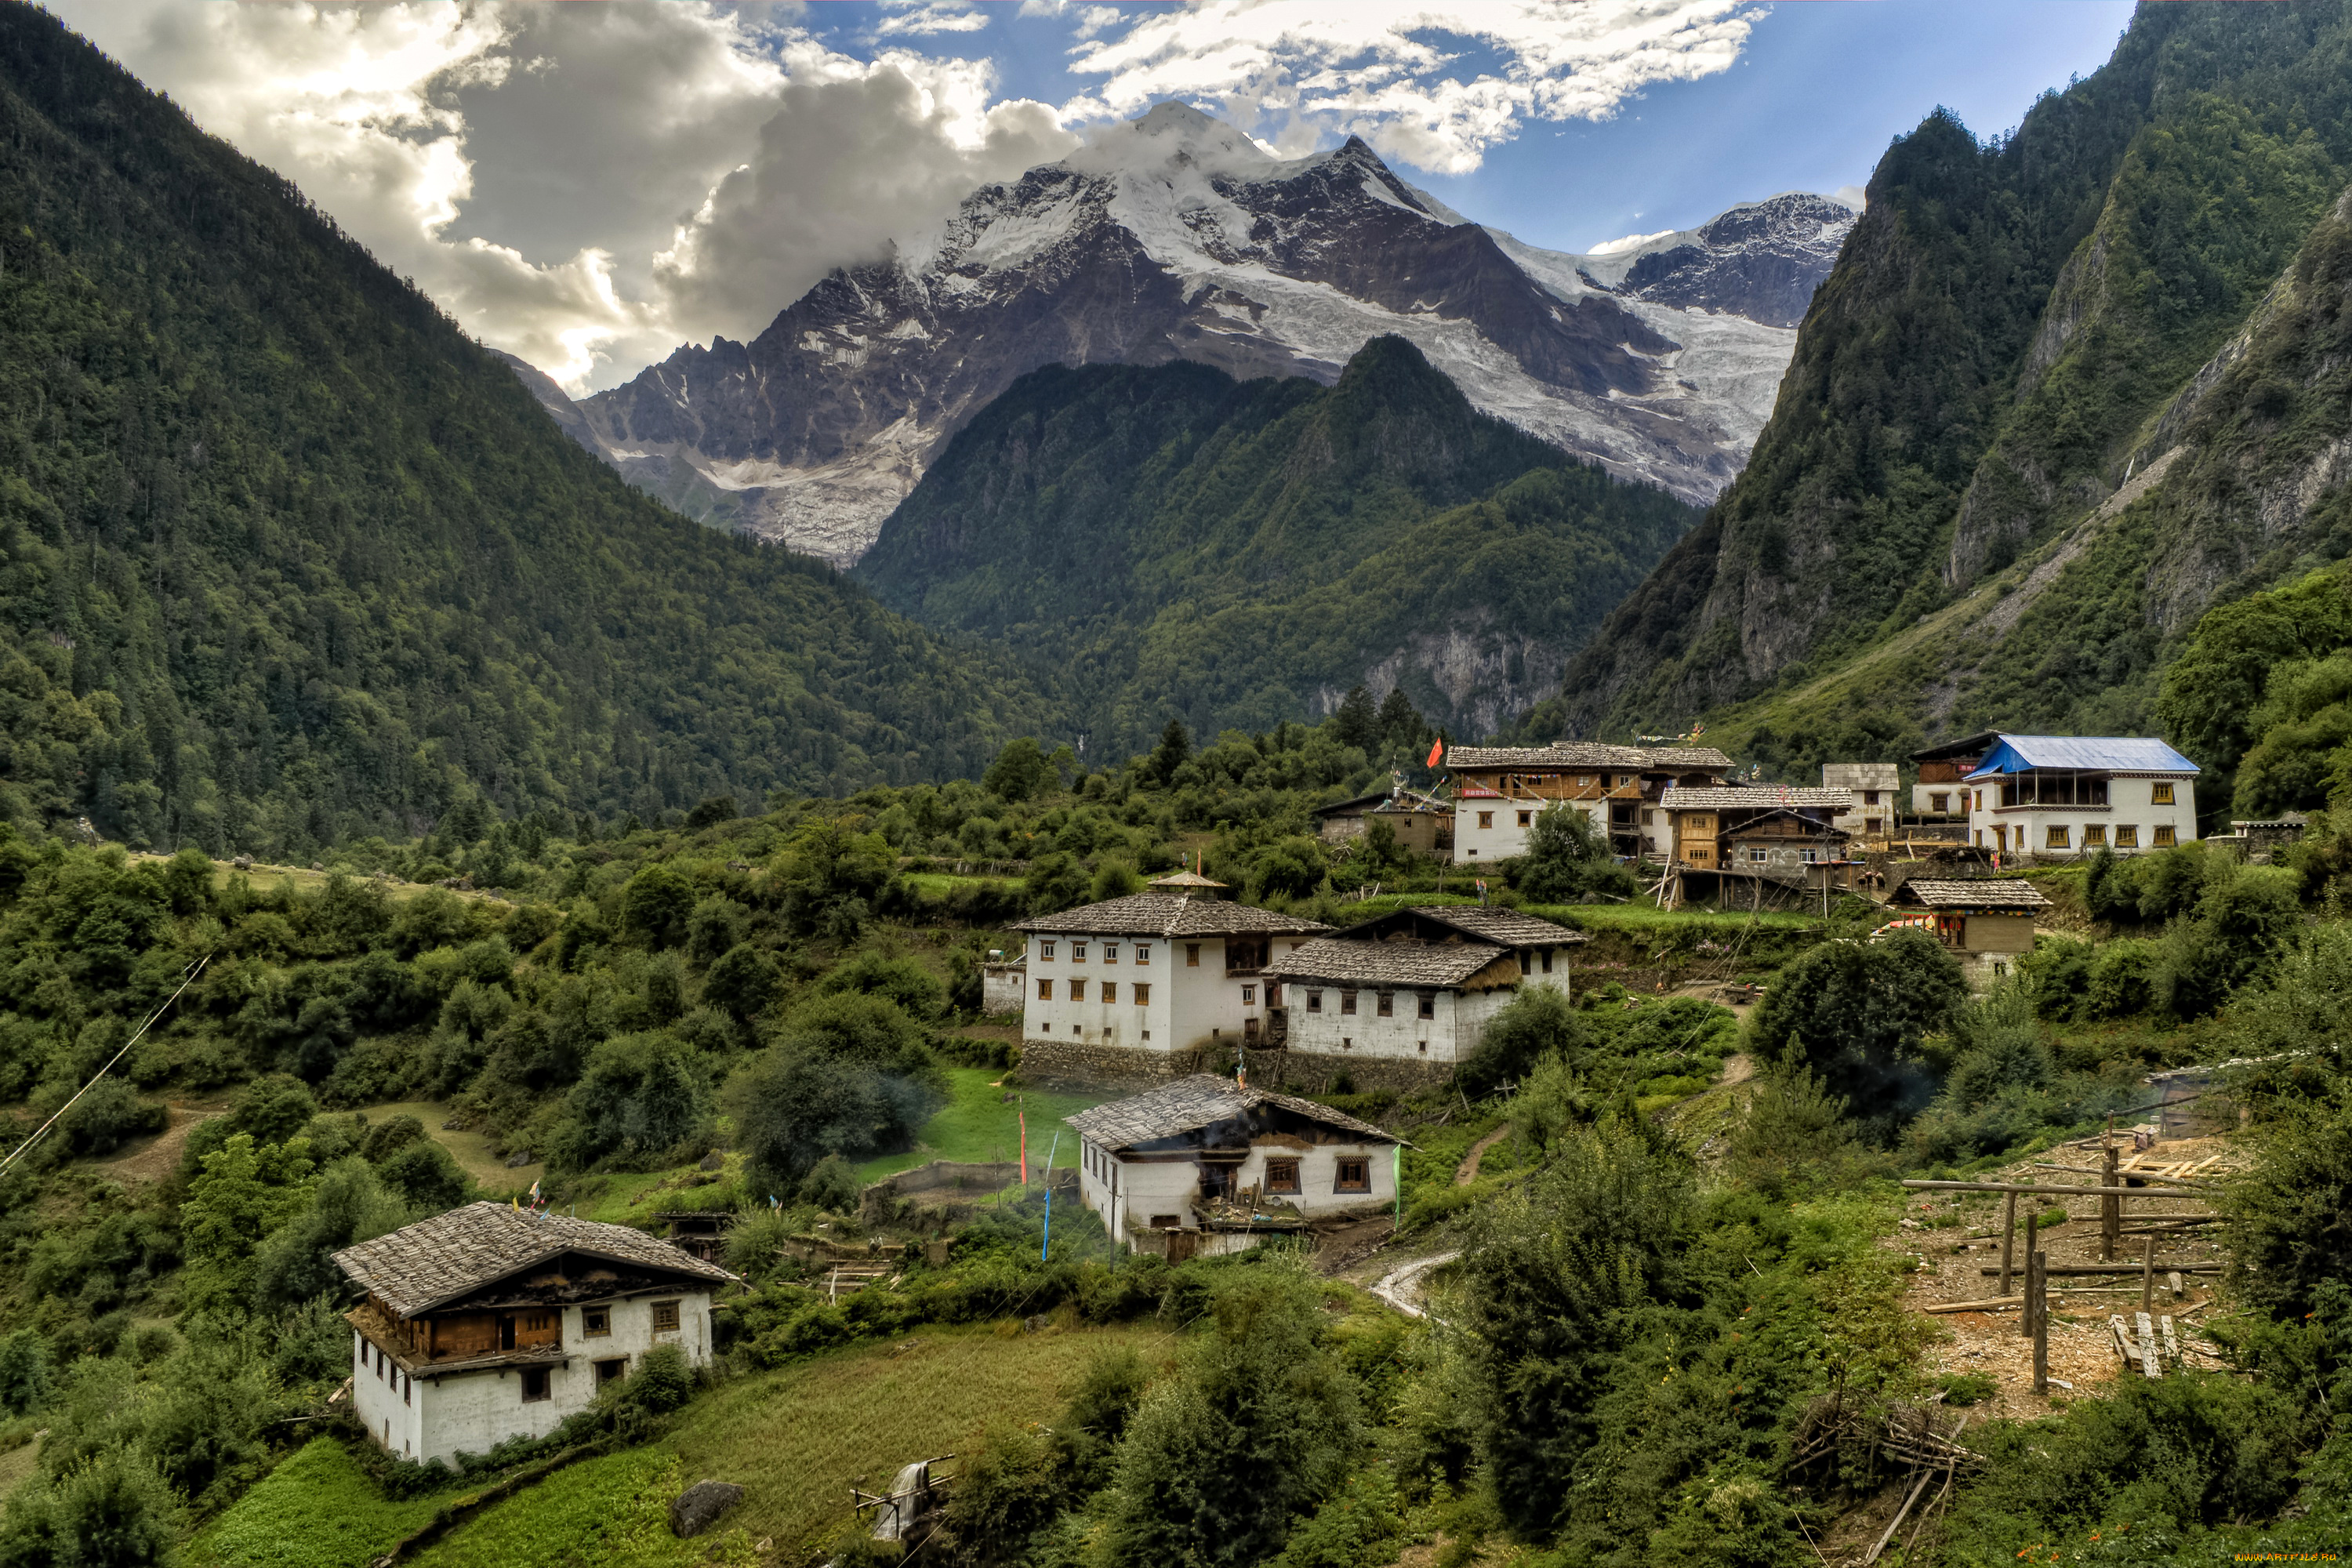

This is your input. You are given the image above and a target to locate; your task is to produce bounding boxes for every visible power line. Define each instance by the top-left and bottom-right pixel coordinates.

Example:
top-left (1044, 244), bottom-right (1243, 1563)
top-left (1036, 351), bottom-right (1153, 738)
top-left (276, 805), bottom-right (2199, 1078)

top-left (0, 952), bottom-right (211, 1175)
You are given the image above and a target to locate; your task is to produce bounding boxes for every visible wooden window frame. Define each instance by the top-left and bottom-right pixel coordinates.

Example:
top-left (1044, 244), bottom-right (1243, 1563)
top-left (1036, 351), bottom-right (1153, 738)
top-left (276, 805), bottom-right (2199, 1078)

top-left (2083, 824), bottom-right (2107, 846)
top-left (2152, 826), bottom-right (2176, 847)
top-left (1376, 992), bottom-right (1395, 1018)
top-left (652, 1301), bottom-right (681, 1334)
top-left (1306, 989), bottom-right (1323, 1012)
top-left (1040, 941), bottom-right (1055, 960)
top-left (1036, 978), bottom-right (1053, 1001)
top-left (2151, 782), bottom-right (2176, 804)
top-left (1072, 942), bottom-right (1087, 963)
top-left (1069, 978), bottom-right (1087, 1002)
top-left (1186, 944), bottom-right (1201, 967)
top-left (2115, 825), bottom-right (2139, 848)
top-left (521, 1367), bottom-right (551, 1403)
top-left (1477, 811), bottom-right (1494, 829)
top-left (1134, 983), bottom-right (1149, 1005)
top-left (2046, 826), bottom-right (2070, 850)
top-left (582, 1306), bottom-right (611, 1338)
top-left (1334, 1157), bottom-right (1370, 1194)
top-left (1102, 982), bottom-right (1116, 1004)
top-left (1341, 991), bottom-right (1358, 1015)
top-left (1102, 942), bottom-right (1119, 962)
top-left (1417, 993), bottom-right (1435, 1019)
top-left (1135, 945), bottom-right (1152, 965)
top-left (1264, 1159), bottom-right (1301, 1195)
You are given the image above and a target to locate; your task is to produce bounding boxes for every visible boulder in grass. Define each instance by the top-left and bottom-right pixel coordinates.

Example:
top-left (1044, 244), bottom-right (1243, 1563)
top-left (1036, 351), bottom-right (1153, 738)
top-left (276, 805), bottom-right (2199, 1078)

top-left (670, 1479), bottom-right (746, 1537)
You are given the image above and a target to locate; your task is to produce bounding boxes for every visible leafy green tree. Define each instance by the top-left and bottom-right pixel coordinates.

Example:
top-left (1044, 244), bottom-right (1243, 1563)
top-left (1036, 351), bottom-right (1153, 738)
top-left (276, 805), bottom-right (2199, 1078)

top-left (683, 796), bottom-right (740, 831)
top-left (622, 864), bottom-right (697, 949)
top-left (1511, 806), bottom-right (1635, 903)
top-left (1749, 927), bottom-right (1966, 1134)
top-left (0, 1446), bottom-right (180, 1568)
top-left (553, 1033), bottom-right (713, 1172)
top-left (1244, 837), bottom-right (1327, 902)
top-left (1024, 851), bottom-right (1092, 915)
top-left (1149, 720), bottom-right (1192, 784)
top-left (0, 1330), bottom-right (52, 1417)
top-left (1457, 983), bottom-right (1583, 1098)
top-left (1102, 1264), bottom-right (1362, 1568)
top-left (372, 1141), bottom-right (469, 1213)
top-left (1459, 1120), bottom-right (1693, 1540)
top-left (1091, 860), bottom-right (1145, 902)
top-left (2157, 865), bottom-right (2303, 1018)
top-left (180, 1134), bottom-right (318, 1308)
top-left (250, 1156), bottom-right (408, 1311)
top-left (730, 996), bottom-right (944, 1196)
top-left (704, 943), bottom-right (784, 1022)
top-left (812, 953), bottom-right (947, 1020)
top-left (685, 897), bottom-right (750, 965)
top-left (983, 739), bottom-right (1056, 804)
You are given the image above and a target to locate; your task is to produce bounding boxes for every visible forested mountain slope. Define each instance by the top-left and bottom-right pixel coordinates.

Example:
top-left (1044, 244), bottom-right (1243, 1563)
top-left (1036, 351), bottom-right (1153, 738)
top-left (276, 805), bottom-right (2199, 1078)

top-left (1532, 0), bottom-right (2352, 777)
top-left (853, 338), bottom-right (1697, 751)
top-left (0, 7), bottom-right (1050, 858)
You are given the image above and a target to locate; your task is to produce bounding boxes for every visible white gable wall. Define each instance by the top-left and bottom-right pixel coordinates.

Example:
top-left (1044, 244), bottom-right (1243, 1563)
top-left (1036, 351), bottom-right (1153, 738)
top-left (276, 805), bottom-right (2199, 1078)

top-left (1024, 932), bottom-right (1318, 1055)
top-left (357, 1290), bottom-right (716, 1468)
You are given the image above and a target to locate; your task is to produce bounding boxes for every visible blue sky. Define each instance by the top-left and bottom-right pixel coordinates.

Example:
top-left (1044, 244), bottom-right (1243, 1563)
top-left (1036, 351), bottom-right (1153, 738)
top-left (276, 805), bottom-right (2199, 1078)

top-left (57, 0), bottom-right (2143, 386)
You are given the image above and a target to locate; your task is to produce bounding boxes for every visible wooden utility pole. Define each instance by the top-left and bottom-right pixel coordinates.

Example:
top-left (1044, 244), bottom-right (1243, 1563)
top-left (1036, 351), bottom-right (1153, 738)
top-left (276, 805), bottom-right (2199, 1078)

top-left (2102, 1138), bottom-right (2120, 1262)
top-left (2140, 1237), bottom-right (2158, 1311)
top-left (1998, 1189), bottom-right (2018, 1297)
top-left (2031, 1249), bottom-right (2049, 1396)
top-left (2019, 1212), bottom-right (2038, 1341)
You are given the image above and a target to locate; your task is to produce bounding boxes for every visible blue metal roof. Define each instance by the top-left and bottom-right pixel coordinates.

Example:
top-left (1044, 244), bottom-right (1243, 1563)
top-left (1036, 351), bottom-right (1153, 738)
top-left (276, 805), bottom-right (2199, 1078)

top-left (1964, 735), bottom-right (2199, 779)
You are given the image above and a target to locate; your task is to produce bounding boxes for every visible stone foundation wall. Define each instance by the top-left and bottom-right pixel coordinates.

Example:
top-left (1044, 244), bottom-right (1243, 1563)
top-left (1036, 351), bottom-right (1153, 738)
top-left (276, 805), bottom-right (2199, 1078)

top-left (1019, 1036), bottom-right (1451, 1096)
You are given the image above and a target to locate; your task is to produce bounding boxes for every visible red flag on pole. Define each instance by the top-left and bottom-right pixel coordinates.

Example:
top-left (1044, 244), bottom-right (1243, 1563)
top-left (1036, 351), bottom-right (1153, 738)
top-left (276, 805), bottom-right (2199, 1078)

top-left (1426, 737), bottom-right (1444, 769)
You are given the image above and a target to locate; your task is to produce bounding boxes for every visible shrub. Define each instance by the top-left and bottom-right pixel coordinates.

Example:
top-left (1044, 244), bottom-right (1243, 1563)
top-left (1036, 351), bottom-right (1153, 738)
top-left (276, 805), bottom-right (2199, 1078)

top-left (1510, 806), bottom-right (1637, 903)
top-left (1726, 1067), bottom-right (1879, 1198)
top-left (550, 1033), bottom-right (713, 1172)
top-left (1457, 983), bottom-right (1581, 1098)
top-left (704, 943), bottom-right (783, 1021)
top-left (813, 953), bottom-right (947, 1022)
top-left (0, 1446), bottom-right (180, 1568)
top-left (1748, 928), bottom-right (1965, 1136)
top-left (54, 1080), bottom-right (166, 1160)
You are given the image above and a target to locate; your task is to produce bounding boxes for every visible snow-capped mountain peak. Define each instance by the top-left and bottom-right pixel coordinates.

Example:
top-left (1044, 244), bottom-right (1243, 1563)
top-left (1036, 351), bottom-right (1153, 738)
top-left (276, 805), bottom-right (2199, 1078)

top-left (567, 106), bottom-right (1857, 564)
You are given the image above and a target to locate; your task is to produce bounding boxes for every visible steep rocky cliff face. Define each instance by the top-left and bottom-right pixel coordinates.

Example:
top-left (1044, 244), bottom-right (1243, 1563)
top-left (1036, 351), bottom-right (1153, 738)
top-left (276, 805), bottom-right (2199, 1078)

top-left (852, 337), bottom-right (1695, 752)
top-left (1535, 1), bottom-right (2352, 764)
top-left (568, 103), bottom-right (1851, 565)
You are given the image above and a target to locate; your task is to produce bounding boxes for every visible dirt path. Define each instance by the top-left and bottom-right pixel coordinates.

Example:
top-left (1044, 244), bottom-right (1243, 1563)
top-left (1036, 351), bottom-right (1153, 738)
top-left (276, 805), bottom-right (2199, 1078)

top-left (1454, 1124), bottom-right (1510, 1185)
top-left (92, 1102), bottom-right (229, 1185)
top-left (1719, 1052), bottom-right (1755, 1087)
top-left (1370, 1252), bottom-right (1460, 1319)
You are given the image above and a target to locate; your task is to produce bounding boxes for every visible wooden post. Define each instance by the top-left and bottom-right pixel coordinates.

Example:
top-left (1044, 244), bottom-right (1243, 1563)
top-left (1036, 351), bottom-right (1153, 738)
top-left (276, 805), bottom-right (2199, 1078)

top-left (2140, 1237), bottom-right (2157, 1311)
top-left (2031, 1250), bottom-right (2049, 1396)
top-left (2136, 1312), bottom-right (2161, 1380)
top-left (1998, 1189), bottom-right (2018, 1297)
top-left (2102, 1141), bottom-right (2119, 1262)
top-left (2019, 1211), bottom-right (2038, 1339)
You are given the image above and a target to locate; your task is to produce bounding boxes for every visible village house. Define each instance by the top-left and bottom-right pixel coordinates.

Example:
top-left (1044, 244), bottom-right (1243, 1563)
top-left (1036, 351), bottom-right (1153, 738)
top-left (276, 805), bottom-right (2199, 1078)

top-left (1657, 786), bottom-right (1856, 902)
top-left (1265, 906), bottom-right (1586, 1082)
top-left (333, 1203), bottom-right (734, 1467)
top-left (1310, 787), bottom-right (1454, 858)
top-left (1443, 742), bottom-right (1733, 862)
top-left (1908, 733), bottom-right (1994, 818)
top-left (1067, 1074), bottom-right (1403, 1258)
top-left (1955, 735), bottom-right (2201, 859)
top-left (1822, 763), bottom-right (1900, 840)
top-left (1882, 878), bottom-right (2052, 983)
top-left (1011, 873), bottom-right (1328, 1080)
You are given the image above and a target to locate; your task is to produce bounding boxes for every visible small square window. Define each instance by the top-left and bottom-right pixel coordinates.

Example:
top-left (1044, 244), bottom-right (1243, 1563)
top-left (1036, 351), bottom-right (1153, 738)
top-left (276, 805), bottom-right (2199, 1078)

top-left (1376, 992), bottom-right (1395, 1018)
top-left (1417, 1040), bottom-right (1428, 1053)
top-left (1340, 1036), bottom-right (1352, 1050)
top-left (652, 1301), bottom-right (681, 1334)
top-left (1069, 978), bottom-right (1087, 1001)
top-left (1517, 811), bottom-right (1531, 827)
top-left (1341, 990), bottom-right (1357, 1015)
top-left (1102, 982), bottom-right (1117, 1004)
top-left (2151, 782), bottom-right (2176, 804)
top-left (1102, 942), bottom-right (1119, 962)
top-left (1037, 978), bottom-right (1054, 1001)
top-left (1264, 1159), bottom-right (1301, 1195)
top-left (1135, 945), bottom-right (1152, 964)
top-left (1930, 793), bottom-right (1950, 813)
top-left (1134, 983), bottom-right (1149, 1005)
top-left (2083, 824), bottom-right (2107, 845)
top-left (1040, 942), bottom-right (1056, 960)
top-left (521, 1367), bottom-right (551, 1403)
top-left (1242, 985), bottom-right (1255, 1004)
top-left (1477, 811), bottom-right (1494, 829)
top-left (583, 1306), bottom-right (611, 1338)
top-left (1335, 1158), bottom-right (1370, 1194)
top-left (1072, 942), bottom-right (1087, 962)
top-left (2046, 826), bottom-right (2070, 849)
top-left (1307, 989), bottom-right (1323, 1013)
top-left (2153, 826), bottom-right (2176, 847)
top-left (1417, 993), bottom-right (1435, 1018)
top-left (594, 1357), bottom-right (627, 1388)
top-left (1186, 944), bottom-right (1201, 967)
top-left (2116, 825), bottom-right (2139, 848)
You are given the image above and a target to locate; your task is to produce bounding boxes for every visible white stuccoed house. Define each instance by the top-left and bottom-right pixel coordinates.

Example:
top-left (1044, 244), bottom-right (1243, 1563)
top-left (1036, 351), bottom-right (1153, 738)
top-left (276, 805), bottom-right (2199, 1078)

top-left (1067, 1074), bottom-right (1403, 1256)
top-left (1265, 905), bottom-right (1586, 1071)
top-left (333, 1202), bottom-right (734, 1467)
top-left (1958, 735), bottom-right (2201, 860)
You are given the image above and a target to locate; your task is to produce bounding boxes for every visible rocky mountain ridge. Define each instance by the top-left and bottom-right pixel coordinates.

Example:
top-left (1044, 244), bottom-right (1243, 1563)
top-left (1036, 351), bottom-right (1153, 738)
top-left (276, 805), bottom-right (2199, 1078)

top-left (553, 103), bottom-right (1854, 564)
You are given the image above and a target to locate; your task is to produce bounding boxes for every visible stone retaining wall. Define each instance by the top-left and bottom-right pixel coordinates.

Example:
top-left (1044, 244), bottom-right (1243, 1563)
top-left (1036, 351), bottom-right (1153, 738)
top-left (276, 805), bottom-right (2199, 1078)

top-left (1018, 1037), bottom-right (1450, 1096)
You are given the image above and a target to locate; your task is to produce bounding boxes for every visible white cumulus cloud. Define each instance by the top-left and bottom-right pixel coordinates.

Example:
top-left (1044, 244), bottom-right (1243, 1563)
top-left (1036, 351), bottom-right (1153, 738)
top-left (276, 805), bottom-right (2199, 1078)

top-left (1067, 0), bottom-right (1758, 173)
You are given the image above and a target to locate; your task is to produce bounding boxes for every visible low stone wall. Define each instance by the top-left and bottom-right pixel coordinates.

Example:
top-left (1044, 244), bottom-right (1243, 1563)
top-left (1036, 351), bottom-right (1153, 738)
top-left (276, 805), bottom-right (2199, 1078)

top-left (869, 1160), bottom-right (1074, 1201)
top-left (1018, 1036), bottom-right (1450, 1096)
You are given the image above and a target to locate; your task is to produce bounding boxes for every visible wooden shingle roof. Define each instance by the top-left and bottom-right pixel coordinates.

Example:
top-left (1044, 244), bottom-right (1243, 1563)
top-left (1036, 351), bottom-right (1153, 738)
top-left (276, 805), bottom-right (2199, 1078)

top-left (1066, 1075), bottom-right (1397, 1151)
top-left (1360, 904), bottom-right (1588, 949)
top-left (1660, 786), bottom-right (1855, 809)
top-left (1269, 936), bottom-right (1506, 988)
top-left (1447, 742), bottom-right (1732, 771)
top-left (332, 1201), bottom-right (735, 1318)
top-left (1011, 892), bottom-right (1329, 938)
top-left (1890, 879), bottom-right (2051, 911)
